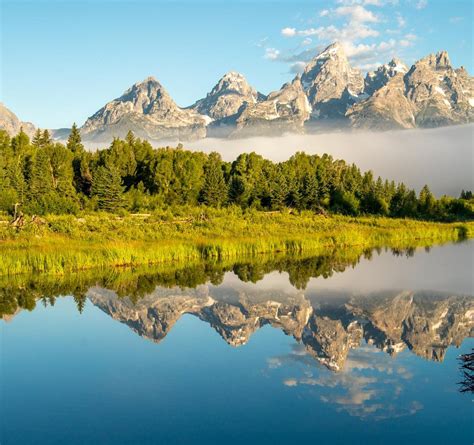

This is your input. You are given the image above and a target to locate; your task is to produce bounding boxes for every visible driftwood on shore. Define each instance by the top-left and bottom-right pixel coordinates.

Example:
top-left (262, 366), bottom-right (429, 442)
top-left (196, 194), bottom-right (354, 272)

top-left (9, 203), bottom-right (46, 230)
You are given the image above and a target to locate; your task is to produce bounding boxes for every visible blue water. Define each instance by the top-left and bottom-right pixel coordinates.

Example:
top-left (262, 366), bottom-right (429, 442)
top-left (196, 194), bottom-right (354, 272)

top-left (1, 242), bottom-right (473, 444)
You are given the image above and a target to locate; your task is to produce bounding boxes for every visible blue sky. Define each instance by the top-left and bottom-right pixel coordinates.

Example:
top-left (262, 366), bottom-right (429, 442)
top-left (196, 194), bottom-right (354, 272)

top-left (1, 0), bottom-right (472, 129)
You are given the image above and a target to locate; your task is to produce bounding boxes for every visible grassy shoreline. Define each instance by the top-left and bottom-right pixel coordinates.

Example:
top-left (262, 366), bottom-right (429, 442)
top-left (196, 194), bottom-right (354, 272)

top-left (0, 208), bottom-right (472, 276)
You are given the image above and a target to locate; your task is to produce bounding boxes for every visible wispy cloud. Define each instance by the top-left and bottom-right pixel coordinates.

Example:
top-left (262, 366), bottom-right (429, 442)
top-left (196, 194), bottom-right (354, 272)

top-left (265, 0), bottom-right (429, 73)
top-left (264, 48), bottom-right (280, 60)
top-left (271, 344), bottom-right (424, 420)
top-left (335, 5), bottom-right (379, 23)
top-left (396, 13), bottom-right (406, 28)
top-left (415, 0), bottom-right (428, 10)
top-left (281, 27), bottom-right (296, 37)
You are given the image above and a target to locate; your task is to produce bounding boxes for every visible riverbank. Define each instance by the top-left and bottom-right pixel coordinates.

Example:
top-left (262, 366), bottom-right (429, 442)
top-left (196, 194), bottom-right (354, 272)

top-left (0, 207), bottom-right (472, 275)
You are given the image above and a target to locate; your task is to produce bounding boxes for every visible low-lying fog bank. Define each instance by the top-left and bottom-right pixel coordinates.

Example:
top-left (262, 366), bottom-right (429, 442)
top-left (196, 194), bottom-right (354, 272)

top-left (79, 124), bottom-right (473, 197)
top-left (187, 124), bottom-right (473, 197)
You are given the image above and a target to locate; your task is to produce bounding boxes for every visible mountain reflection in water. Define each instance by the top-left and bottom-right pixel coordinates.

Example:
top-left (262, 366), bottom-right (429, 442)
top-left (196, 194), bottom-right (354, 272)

top-left (89, 289), bottom-right (473, 371)
top-left (2, 244), bottom-right (473, 372)
top-left (1, 242), bottom-right (473, 444)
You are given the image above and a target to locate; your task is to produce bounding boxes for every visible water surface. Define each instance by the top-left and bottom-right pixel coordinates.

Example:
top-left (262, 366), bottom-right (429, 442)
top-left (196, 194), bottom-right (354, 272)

top-left (1, 241), bottom-right (473, 444)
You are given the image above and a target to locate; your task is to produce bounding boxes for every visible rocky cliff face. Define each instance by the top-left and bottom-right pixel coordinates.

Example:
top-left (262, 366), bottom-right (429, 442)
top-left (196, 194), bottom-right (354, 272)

top-left (233, 76), bottom-right (311, 136)
top-left (189, 72), bottom-right (262, 123)
top-left (301, 42), bottom-right (364, 119)
top-left (87, 287), bottom-right (473, 371)
top-left (404, 51), bottom-right (473, 127)
top-left (81, 77), bottom-right (207, 142)
top-left (347, 73), bottom-right (416, 129)
top-left (364, 58), bottom-right (408, 95)
top-left (347, 51), bottom-right (473, 129)
top-left (0, 103), bottom-right (36, 137)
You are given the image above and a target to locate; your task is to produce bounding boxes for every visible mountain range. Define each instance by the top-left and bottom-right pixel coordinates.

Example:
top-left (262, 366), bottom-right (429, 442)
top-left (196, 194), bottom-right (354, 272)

top-left (87, 287), bottom-right (473, 372)
top-left (1, 41), bottom-right (473, 142)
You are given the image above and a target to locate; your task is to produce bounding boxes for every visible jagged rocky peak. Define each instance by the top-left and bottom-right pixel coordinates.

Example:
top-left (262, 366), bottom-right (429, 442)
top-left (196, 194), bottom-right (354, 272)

top-left (347, 73), bottom-right (416, 130)
top-left (81, 76), bottom-right (207, 142)
top-left (365, 57), bottom-right (408, 95)
top-left (0, 102), bottom-right (36, 137)
top-left (300, 41), bottom-right (364, 118)
top-left (233, 76), bottom-right (311, 136)
top-left (189, 71), bottom-right (261, 122)
top-left (421, 50), bottom-right (452, 69)
top-left (209, 71), bottom-right (257, 98)
top-left (404, 49), bottom-right (473, 127)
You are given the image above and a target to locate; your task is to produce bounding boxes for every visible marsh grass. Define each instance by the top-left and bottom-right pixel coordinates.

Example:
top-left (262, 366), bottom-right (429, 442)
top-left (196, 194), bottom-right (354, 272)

top-left (0, 244), bottom-right (460, 319)
top-left (0, 207), bottom-right (472, 275)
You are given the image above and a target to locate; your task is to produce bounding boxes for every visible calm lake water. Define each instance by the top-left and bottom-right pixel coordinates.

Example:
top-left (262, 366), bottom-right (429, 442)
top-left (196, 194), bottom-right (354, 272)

top-left (1, 241), bottom-right (473, 445)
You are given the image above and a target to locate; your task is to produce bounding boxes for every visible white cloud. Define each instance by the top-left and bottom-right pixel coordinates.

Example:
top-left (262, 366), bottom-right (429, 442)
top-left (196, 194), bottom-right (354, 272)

top-left (415, 0), bottom-right (428, 10)
top-left (398, 33), bottom-right (417, 48)
top-left (335, 5), bottom-right (379, 23)
top-left (294, 23), bottom-right (379, 41)
top-left (449, 16), bottom-right (463, 24)
top-left (281, 27), bottom-right (297, 37)
top-left (289, 61), bottom-right (307, 74)
top-left (269, 0), bottom-right (419, 74)
top-left (283, 378), bottom-right (298, 387)
top-left (264, 48), bottom-right (280, 60)
top-left (396, 13), bottom-right (406, 28)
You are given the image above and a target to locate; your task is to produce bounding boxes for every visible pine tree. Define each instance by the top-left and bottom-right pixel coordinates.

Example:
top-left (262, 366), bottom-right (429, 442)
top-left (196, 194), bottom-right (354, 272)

top-left (125, 130), bottom-right (135, 147)
top-left (67, 123), bottom-right (84, 154)
top-left (271, 171), bottom-right (288, 210)
top-left (200, 152), bottom-right (227, 207)
top-left (419, 184), bottom-right (435, 216)
top-left (92, 165), bottom-right (123, 212)
top-left (302, 174), bottom-right (319, 209)
top-left (47, 143), bottom-right (75, 195)
top-left (29, 148), bottom-right (53, 199)
top-left (40, 130), bottom-right (52, 147)
top-left (32, 129), bottom-right (43, 148)
top-left (11, 128), bottom-right (30, 153)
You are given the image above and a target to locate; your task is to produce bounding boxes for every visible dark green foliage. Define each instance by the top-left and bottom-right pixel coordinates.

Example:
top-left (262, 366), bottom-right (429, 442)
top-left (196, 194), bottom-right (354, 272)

top-left (0, 129), bottom-right (472, 221)
top-left (271, 170), bottom-right (289, 210)
top-left (200, 152), bottom-right (227, 207)
top-left (332, 189), bottom-right (360, 216)
top-left (92, 165), bottom-right (123, 212)
top-left (67, 123), bottom-right (84, 154)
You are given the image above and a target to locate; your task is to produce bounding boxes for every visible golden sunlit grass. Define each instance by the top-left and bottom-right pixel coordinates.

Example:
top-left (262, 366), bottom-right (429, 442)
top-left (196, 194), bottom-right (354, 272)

top-left (0, 207), bottom-right (471, 275)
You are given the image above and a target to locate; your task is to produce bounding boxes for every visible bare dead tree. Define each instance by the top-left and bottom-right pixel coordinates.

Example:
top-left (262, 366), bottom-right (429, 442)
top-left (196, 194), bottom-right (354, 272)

top-left (10, 203), bottom-right (24, 229)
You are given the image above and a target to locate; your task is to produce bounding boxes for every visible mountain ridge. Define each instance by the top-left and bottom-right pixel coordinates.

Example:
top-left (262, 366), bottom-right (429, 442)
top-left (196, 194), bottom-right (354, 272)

top-left (1, 42), bottom-right (472, 141)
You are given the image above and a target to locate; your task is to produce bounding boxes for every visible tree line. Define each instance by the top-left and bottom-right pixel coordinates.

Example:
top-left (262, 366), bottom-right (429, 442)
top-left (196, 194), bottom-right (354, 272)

top-left (0, 126), bottom-right (472, 221)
